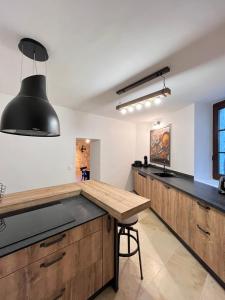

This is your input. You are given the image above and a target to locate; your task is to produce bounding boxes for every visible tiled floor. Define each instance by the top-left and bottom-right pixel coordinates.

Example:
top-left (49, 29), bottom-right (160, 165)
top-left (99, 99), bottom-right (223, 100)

top-left (95, 209), bottom-right (225, 300)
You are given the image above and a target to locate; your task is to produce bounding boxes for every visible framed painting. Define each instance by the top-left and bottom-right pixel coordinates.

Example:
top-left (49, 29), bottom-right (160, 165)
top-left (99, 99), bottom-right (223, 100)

top-left (150, 125), bottom-right (171, 166)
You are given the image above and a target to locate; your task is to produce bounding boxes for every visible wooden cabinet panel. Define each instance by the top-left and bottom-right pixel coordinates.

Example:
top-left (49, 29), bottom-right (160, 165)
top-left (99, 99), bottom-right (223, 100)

top-left (102, 215), bottom-right (114, 285)
top-left (0, 267), bottom-right (29, 300)
top-left (28, 244), bottom-right (75, 300)
top-left (70, 231), bottom-right (103, 300)
top-left (191, 202), bottom-right (225, 281)
top-left (0, 247), bottom-right (28, 279)
top-left (0, 216), bottom-right (105, 300)
top-left (133, 170), bottom-right (148, 197)
top-left (151, 179), bottom-right (163, 215)
top-left (161, 184), bottom-right (178, 230)
top-left (0, 217), bottom-right (102, 280)
top-left (176, 192), bottom-right (194, 244)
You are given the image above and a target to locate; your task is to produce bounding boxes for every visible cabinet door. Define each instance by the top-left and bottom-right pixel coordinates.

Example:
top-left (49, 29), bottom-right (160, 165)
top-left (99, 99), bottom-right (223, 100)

top-left (151, 179), bottom-right (163, 215)
top-left (161, 184), bottom-right (178, 230)
top-left (146, 176), bottom-right (152, 200)
top-left (191, 201), bottom-right (225, 281)
top-left (176, 192), bottom-right (194, 244)
top-left (28, 244), bottom-right (75, 300)
top-left (0, 267), bottom-right (29, 300)
top-left (70, 231), bottom-right (103, 300)
top-left (102, 215), bottom-right (114, 285)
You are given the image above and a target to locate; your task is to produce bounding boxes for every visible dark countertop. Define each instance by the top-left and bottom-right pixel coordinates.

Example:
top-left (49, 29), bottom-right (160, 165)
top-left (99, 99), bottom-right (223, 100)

top-left (133, 166), bottom-right (225, 214)
top-left (0, 195), bottom-right (106, 258)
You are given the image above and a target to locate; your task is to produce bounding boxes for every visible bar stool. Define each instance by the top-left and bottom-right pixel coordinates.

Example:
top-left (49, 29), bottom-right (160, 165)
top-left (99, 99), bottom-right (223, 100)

top-left (118, 214), bottom-right (143, 280)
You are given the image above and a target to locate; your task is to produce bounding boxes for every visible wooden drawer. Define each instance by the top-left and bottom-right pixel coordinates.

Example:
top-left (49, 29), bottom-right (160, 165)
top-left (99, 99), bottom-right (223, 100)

top-left (0, 266), bottom-right (29, 300)
top-left (192, 200), bottom-right (211, 229)
top-left (28, 244), bottom-right (75, 300)
top-left (0, 217), bottom-right (103, 279)
top-left (191, 203), bottom-right (225, 280)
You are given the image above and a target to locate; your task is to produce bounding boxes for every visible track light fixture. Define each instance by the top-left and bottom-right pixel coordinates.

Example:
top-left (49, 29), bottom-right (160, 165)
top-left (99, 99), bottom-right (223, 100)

top-left (116, 68), bottom-right (171, 115)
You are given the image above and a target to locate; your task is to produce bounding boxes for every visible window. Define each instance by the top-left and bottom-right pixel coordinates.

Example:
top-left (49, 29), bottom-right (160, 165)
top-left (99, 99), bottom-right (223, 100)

top-left (213, 100), bottom-right (225, 179)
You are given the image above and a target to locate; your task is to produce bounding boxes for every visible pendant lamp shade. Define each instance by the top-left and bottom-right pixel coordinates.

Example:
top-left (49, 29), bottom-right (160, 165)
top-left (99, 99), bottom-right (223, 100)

top-left (0, 75), bottom-right (60, 136)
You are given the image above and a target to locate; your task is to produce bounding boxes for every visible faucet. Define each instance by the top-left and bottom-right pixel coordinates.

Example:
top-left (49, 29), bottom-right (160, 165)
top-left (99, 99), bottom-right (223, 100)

top-left (163, 161), bottom-right (166, 173)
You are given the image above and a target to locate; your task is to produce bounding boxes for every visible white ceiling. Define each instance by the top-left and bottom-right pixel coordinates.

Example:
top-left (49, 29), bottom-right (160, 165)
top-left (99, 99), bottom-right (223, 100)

top-left (1, 0), bottom-right (225, 123)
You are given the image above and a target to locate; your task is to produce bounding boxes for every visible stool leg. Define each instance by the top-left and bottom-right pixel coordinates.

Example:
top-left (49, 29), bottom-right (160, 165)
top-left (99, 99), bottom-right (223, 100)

top-left (128, 228), bottom-right (130, 255)
top-left (135, 229), bottom-right (143, 280)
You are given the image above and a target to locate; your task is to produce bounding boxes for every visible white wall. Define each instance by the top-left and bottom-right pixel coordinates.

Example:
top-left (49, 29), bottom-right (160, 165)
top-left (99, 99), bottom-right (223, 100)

top-left (0, 93), bottom-right (136, 193)
top-left (135, 104), bottom-right (195, 175)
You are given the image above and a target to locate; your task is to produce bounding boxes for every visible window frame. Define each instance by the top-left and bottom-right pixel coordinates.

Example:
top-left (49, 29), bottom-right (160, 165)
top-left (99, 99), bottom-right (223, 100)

top-left (213, 100), bottom-right (225, 179)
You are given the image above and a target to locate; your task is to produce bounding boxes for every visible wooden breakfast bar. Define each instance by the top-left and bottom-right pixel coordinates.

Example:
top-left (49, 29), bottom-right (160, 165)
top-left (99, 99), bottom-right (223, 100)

top-left (0, 180), bottom-right (150, 300)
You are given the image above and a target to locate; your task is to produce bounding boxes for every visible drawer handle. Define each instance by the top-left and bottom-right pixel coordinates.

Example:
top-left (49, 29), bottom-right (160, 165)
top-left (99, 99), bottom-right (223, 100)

top-left (196, 224), bottom-right (210, 236)
top-left (53, 288), bottom-right (66, 300)
top-left (197, 201), bottom-right (210, 210)
top-left (40, 233), bottom-right (66, 248)
top-left (40, 252), bottom-right (66, 268)
top-left (138, 172), bottom-right (146, 178)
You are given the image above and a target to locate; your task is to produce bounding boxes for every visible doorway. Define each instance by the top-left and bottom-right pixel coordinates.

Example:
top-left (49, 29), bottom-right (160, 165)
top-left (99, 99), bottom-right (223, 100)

top-left (75, 138), bottom-right (100, 182)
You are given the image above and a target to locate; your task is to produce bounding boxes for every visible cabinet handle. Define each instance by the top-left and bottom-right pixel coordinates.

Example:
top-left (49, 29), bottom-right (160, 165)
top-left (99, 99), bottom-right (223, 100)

top-left (197, 201), bottom-right (210, 211)
top-left (138, 172), bottom-right (146, 178)
top-left (53, 288), bottom-right (66, 300)
top-left (107, 215), bottom-right (112, 232)
top-left (40, 233), bottom-right (66, 248)
top-left (196, 224), bottom-right (210, 236)
top-left (40, 252), bottom-right (66, 268)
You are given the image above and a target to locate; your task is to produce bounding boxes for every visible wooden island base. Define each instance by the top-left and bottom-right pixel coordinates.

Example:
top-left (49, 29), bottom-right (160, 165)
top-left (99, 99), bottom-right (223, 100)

top-left (0, 180), bottom-right (150, 300)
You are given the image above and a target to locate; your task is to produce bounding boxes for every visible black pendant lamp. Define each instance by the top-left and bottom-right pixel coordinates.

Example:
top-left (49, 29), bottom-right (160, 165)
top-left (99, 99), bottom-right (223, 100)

top-left (0, 38), bottom-right (60, 137)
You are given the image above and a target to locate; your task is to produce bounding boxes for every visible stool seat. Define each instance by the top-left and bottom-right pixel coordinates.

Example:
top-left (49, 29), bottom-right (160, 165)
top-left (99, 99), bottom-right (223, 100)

top-left (118, 214), bottom-right (138, 226)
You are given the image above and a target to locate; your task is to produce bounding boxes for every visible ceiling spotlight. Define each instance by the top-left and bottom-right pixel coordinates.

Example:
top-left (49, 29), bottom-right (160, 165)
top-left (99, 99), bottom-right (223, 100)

top-left (128, 106), bottom-right (134, 113)
top-left (144, 101), bottom-right (151, 108)
top-left (120, 108), bottom-right (127, 115)
top-left (136, 103), bottom-right (142, 111)
top-left (154, 97), bottom-right (162, 105)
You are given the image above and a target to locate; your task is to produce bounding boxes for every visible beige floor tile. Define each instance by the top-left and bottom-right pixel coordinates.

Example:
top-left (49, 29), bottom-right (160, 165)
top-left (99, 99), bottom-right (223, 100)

top-left (200, 275), bottom-right (225, 300)
top-left (95, 209), bottom-right (225, 300)
top-left (152, 246), bottom-right (207, 300)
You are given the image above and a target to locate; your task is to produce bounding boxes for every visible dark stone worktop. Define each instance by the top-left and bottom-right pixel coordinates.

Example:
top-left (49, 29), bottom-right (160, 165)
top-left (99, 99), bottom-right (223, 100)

top-left (0, 195), bottom-right (106, 258)
top-left (133, 166), bottom-right (225, 214)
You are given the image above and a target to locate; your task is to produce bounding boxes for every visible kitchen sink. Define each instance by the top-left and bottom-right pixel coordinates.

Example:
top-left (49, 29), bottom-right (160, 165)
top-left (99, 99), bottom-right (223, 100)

top-left (153, 172), bottom-right (176, 178)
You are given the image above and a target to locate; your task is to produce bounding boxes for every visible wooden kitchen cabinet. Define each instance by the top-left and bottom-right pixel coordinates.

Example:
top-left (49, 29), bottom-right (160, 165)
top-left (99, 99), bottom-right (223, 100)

top-left (133, 170), bottom-right (147, 197)
top-left (150, 178), bottom-right (163, 215)
top-left (0, 215), bottom-right (114, 300)
top-left (175, 192), bottom-right (194, 244)
top-left (161, 184), bottom-right (178, 230)
top-left (102, 215), bottom-right (114, 286)
top-left (191, 201), bottom-right (225, 281)
top-left (132, 169), bottom-right (225, 284)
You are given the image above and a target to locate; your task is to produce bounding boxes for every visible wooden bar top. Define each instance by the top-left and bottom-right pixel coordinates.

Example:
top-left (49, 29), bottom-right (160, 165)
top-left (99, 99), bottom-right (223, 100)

top-left (0, 180), bottom-right (150, 221)
top-left (79, 180), bottom-right (150, 221)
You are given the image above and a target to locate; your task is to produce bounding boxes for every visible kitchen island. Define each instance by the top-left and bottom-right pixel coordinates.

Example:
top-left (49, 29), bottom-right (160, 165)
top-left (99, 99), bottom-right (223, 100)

top-left (0, 180), bottom-right (150, 300)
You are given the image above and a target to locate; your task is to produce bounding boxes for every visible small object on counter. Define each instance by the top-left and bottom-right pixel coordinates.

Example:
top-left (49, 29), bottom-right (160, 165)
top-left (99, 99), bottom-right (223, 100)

top-left (143, 156), bottom-right (149, 168)
top-left (132, 160), bottom-right (143, 167)
top-left (0, 183), bottom-right (6, 199)
top-left (218, 176), bottom-right (225, 194)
